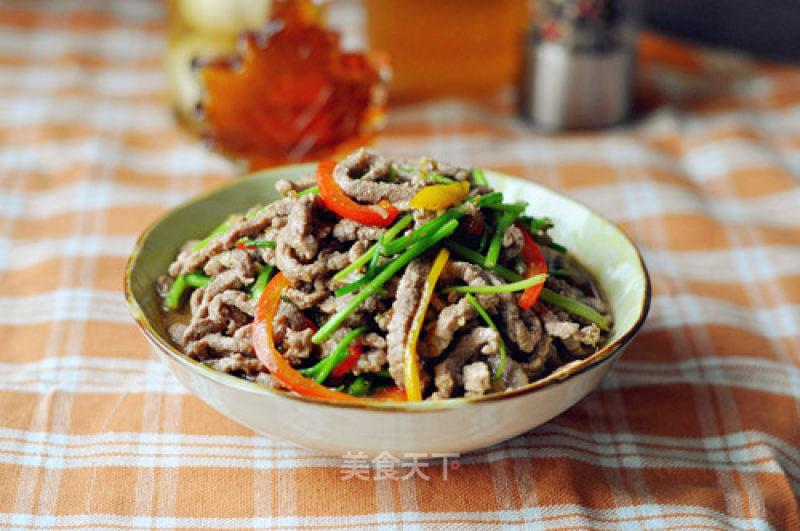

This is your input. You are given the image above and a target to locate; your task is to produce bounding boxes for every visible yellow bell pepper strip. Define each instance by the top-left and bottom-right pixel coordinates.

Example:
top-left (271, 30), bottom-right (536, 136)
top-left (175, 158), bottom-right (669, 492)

top-left (317, 160), bottom-right (398, 226)
top-left (312, 219), bottom-right (460, 344)
top-left (409, 181), bottom-right (470, 211)
top-left (252, 272), bottom-right (363, 402)
top-left (516, 223), bottom-right (549, 310)
top-left (404, 247), bottom-right (450, 401)
top-left (381, 193), bottom-right (501, 257)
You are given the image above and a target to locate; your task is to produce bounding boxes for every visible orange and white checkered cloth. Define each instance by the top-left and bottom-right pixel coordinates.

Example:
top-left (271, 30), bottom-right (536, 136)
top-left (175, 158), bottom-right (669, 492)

top-left (2, 1), bottom-right (800, 529)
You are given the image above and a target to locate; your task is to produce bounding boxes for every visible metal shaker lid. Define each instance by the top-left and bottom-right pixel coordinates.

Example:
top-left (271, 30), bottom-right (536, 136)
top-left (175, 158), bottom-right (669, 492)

top-left (518, 0), bottom-right (638, 130)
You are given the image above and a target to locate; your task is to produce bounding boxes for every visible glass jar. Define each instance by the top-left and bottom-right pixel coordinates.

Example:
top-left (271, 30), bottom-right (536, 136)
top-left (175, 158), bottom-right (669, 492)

top-left (365, 0), bottom-right (529, 102)
top-left (165, 0), bottom-right (389, 169)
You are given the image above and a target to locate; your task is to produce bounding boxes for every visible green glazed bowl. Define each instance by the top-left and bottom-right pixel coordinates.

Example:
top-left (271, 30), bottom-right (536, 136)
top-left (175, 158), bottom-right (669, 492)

top-left (125, 164), bottom-right (650, 457)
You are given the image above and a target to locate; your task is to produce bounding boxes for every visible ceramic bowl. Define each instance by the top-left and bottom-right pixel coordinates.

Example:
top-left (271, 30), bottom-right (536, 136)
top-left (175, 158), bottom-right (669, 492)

top-left (125, 164), bottom-right (650, 457)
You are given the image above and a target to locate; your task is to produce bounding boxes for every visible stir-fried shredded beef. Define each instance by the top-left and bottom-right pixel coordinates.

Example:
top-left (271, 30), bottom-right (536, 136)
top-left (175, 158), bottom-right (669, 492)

top-left (386, 257), bottom-right (431, 386)
top-left (158, 149), bottom-right (611, 399)
top-left (333, 148), bottom-right (423, 210)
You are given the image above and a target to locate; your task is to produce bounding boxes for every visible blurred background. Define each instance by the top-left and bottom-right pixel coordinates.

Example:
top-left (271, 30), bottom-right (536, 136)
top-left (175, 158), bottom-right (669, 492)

top-left (159, 0), bottom-right (799, 169)
top-left (2, 1), bottom-right (800, 526)
top-left (644, 0), bottom-right (799, 63)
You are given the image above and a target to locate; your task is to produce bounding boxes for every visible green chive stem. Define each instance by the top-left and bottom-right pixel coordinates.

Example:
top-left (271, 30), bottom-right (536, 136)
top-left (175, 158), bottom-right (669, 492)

top-left (297, 185), bottom-right (318, 197)
top-left (191, 214), bottom-right (237, 251)
top-left (379, 194), bottom-right (502, 258)
top-left (250, 265), bottom-right (274, 300)
top-left (381, 212), bottom-right (457, 256)
top-left (472, 168), bottom-right (488, 186)
top-left (430, 174), bottom-right (456, 184)
top-left (545, 242), bottom-right (568, 254)
top-left (485, 208), bottom-right (524, 268)
top-left (313, 219), bottom-right (460, 344)
top-left (346, 375), bottom-right (371, 397)
top-left (485, 202), bottom-right (528, 214)
top-left (300, 327), bottom-right (369, 383)
top-left (332, 213), bottom-right (413, 282)
top-left (373, 369), bottom-right (393, 379)
top-left (316, 327), bottom-right (369, 383)
top-left (465, 294), bottom-right (506, 380)
top-left (443, 273), bottom-right (547, 295)
top-left (443, 241), bottom-right (522, 283)
top-left (477, 192), bottom-right (503, 206)
top-left (236, 238), bottom-right (276, 248)
top-left (540, 288), bottom-right (610, 331)
top-left (334, 238), bottom-right (387, 297)
top-left (184, 273), bottom-right (211, 288)
top-left (164, 274), bottom-right (187, 310)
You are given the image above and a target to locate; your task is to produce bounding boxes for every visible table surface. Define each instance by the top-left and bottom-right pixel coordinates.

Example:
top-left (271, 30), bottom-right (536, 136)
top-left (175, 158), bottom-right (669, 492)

top-left (2, 1), bottom-right (800, 530)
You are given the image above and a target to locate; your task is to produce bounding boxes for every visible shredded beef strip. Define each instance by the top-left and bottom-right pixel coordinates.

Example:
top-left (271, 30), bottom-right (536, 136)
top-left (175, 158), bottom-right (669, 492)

top-left (285, 277), bottom-right (329, 310)
top-left (182, 270), bottom-right (243, 344)
top-left (275, 174), bottom-right (316, 197)
top-left (417, 261), bottom-right (500, 359)
top-left (501, 224), bottom-right (524, 262)
top-left (172, 197), bottom-right (294, 276)
top-left (431, 326), bottom-right (500, 399)
top-left (463, 361), bottom-right (492, 397)
top-left (484, 272), bottom-right (542, 353)
top-left (535, 302), bottom-right (603, 358)
top-left (186, 332), bottom-right (255, 360)
top-left (385, 257), bottom-right (431, 386)
top-left (160, 149), bottom-right (611, 398)
top-left (333, 148), bottom-right (423, 210)
top-left (208, 353), bottom-right (262, 376)
top-left (353, 332), bottom-right (388, 375)
top-left (520, 329), bottom-right (556, 380)
top-left (487, 356), bottom-right (529, 390)
top-left (332, 219), bottom-right (386, 242)
top-left (272, 300), bottom-right (315, 365)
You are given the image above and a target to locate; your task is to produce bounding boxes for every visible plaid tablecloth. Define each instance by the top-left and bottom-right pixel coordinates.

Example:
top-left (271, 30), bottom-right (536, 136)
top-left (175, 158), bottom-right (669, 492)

top-left (2, 1), bottom-right (800, 529)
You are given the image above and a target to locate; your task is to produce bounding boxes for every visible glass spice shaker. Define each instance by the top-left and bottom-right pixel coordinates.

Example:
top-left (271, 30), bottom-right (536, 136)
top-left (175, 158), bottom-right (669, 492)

top-left (518, 0), bottom-right (639, 129)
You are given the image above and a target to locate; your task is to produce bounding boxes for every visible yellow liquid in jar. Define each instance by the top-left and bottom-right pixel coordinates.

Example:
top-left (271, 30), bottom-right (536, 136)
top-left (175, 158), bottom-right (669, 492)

top-left (366, 0), bottom-right (529, 101)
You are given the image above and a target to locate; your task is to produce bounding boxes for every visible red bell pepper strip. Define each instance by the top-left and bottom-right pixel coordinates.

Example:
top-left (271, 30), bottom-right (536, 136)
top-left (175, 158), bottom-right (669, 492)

top-left (370, 386), bottom-right (407, 401)
top-left (252, 272), bottom-right (362, 402)
top-left (329, 344), bottom-right (362, 378)
top-left (516, 223), bottom-right (548, 310)
top-left (316, 160), bottom-right (398, 227)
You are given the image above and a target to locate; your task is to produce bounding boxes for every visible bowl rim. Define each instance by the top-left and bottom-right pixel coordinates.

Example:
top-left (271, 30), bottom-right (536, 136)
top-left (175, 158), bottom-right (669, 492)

top-left (124, 163), bottom-right (651, 413)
